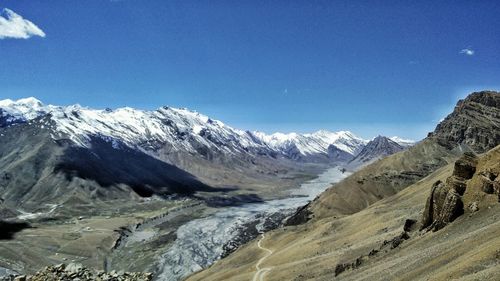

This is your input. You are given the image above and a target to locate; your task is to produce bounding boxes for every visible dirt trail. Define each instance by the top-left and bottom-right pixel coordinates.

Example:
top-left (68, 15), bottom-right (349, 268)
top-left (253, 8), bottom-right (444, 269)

top-left (252, 233), bottom-right (273, 281)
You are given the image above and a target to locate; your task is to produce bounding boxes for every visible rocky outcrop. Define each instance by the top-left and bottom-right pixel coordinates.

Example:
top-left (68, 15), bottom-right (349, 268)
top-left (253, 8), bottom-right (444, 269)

top-left (479, 170), bottom-right (500, 197)
top-left (432, 91), bottom-right (500, 153)
top-left (284, 203), bottom-right (313, 226)
top-left (420, 153), bottom-right (478, 231)
top-left (0, 263), bottom-right (152, 281)
top-left (453, 152), bottom-right (478, 179)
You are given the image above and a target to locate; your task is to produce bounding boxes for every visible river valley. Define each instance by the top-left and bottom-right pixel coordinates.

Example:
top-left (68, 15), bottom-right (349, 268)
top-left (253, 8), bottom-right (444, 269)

top-left (154, 166), bottom-right (349, 281)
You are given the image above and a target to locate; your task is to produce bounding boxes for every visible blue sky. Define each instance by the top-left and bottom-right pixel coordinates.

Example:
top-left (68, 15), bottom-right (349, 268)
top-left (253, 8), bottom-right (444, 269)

top-left (1, 1), bottom-right (499, 140)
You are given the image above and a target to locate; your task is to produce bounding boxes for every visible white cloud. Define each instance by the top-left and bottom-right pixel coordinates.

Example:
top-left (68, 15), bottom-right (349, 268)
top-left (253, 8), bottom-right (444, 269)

top-left (0, 8), bottom-right (45, 39)
top-left (460, 48), bottom-right (475, 56)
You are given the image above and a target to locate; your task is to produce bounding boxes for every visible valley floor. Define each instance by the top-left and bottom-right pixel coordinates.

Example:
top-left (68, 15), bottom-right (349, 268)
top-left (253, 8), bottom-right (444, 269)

top-left (0, 166), bottom-right (337, 280)
top-left (0, 198), bottom-right (186, 275)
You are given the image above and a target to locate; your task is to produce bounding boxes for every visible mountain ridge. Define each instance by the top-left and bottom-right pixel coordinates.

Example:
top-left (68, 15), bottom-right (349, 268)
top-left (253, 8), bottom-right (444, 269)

top-left (347, 135), bottom-right (405, 168)
top-left (0, 97), bottom-right (413, 163)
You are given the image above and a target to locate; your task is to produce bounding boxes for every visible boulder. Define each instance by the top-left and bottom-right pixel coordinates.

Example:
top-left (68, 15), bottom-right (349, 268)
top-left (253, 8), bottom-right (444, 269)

top-left (403, 219), bottom-right (417, 232)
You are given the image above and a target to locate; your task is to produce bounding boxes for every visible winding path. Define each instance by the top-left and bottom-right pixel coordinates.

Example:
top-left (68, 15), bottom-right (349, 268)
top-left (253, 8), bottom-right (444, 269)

top-left (252, 233), bottom-right (273, 281)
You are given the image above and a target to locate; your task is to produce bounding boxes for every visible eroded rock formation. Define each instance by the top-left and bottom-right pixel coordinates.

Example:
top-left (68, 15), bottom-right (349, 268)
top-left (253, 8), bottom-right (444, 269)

top-left (420, 152), bottom-right (478, 231)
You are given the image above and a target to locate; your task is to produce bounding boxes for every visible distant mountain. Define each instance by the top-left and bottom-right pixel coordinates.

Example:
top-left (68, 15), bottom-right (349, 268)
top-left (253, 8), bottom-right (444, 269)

top-left (0, 98), bottom-right (367, 162)
top-left (347, 136), bottom-right (405, 168)
top-left (250, 130), bottom-right (366, 163)
top-left (389, 136), bottom-right (415, 147)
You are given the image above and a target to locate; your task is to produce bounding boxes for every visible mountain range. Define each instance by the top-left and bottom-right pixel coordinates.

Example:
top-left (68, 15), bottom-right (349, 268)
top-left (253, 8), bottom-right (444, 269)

top-left (0, 97), bottom-right (411, 211)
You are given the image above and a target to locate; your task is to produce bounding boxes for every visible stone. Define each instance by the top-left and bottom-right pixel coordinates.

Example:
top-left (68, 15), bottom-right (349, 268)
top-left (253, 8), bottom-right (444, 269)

top-left (493, 181), bottom-right (500, 195)
top-left (452, 152), bottom-right (478, 180)
top-left (420, 180), bottom-right (446, 229)
top-left (54, 264), bottom-right (65, 271)
top-left (65, 263), bottom-right (83, 274)
top-left (431, 188), bottom-right (464, 231)
top-left (469, 202), bottom-right (479, 212)
top-left (403, 219), bottom-right (417, 232)
top-left (334, 263), bottom-right (351, 276)
top-left (13, 276), bottom-right (26, 281)
top-left (390, 232), bottom-right (410, 249)
top-left (480, 171), bottom-right (498, 181)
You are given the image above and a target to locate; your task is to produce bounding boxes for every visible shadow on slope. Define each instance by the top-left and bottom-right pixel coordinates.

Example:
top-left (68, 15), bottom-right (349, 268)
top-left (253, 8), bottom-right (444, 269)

top-left (0, 221), bottom-right (32, 240)
top-left (54, 137), bottom-right (222, 197)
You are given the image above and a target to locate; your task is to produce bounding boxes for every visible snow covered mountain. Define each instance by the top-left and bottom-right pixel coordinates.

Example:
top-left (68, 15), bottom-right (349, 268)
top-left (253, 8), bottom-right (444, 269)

top-left (0, 97), bottom-right (268, 154)
top-left (0, 97), bottom-right (415, 209)
top-left (0, 97), bottom-right (366, 162)
top-left (250, 130), bottom-right (366, 162)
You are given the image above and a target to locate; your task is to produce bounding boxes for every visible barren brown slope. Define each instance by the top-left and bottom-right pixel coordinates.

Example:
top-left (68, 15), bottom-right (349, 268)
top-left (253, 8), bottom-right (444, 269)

top-left (188, 145), bottom-right (500, 281)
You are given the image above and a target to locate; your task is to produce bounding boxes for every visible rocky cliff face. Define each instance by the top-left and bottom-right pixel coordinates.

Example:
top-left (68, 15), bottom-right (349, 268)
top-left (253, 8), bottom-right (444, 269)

top-left (432, 91), bottom-right (500, 153)
top-left (421, 146), bottom-right (500, 232)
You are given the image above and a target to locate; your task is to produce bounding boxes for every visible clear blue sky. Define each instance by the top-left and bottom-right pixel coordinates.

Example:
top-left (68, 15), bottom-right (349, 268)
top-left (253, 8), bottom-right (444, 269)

top-left (1, 1), bottom-right (499, 140)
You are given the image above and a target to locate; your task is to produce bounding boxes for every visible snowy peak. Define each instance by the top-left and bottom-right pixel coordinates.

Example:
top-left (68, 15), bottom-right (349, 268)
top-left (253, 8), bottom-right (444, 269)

top-left (389, 136), bottom-right (415, 147)
top-left (308, 130), bottom-right (367, 155)
top-left (0, 97), bottom-right (410, 165)
top-left (0, 97), bottom-right (46, 120)
top-left (0, 98), bottom-right (262, 155)
top-left (250, 129), bottom-right (366, 158)
top-left (348, 135), bottom-right (405, 168)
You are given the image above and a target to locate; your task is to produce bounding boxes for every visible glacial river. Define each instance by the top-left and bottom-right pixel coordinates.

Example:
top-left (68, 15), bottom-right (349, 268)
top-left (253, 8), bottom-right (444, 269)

top-left (155, 167), bottom-right (349, 281)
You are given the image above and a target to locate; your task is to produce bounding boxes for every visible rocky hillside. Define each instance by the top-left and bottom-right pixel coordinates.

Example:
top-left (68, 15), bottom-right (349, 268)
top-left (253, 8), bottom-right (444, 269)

top-left (0, 119), bottom-right (214, 211)
top-left (432, 91), bottom-right (500, 153)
